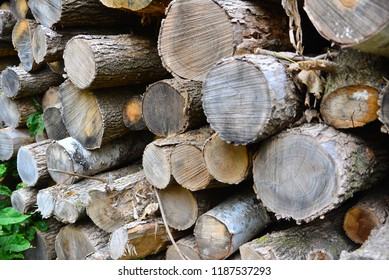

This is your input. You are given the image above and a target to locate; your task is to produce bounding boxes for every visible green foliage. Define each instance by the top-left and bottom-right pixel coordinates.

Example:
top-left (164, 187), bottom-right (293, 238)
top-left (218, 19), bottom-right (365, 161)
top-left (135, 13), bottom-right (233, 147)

top-left (26, 99), bottom-right (44, 137)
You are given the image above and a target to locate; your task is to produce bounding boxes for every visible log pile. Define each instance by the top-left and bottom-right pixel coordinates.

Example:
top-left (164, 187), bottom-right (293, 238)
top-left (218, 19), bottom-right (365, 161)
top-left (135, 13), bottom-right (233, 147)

top-left (1, 0), bottom-right (389, 260)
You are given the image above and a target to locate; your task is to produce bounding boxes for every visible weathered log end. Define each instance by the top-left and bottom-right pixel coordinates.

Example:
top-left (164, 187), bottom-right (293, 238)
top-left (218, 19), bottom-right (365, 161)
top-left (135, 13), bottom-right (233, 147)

top-left (0, 127), bottom-right (34, 161)
top-left (123, 94), bottom-right (146, 131)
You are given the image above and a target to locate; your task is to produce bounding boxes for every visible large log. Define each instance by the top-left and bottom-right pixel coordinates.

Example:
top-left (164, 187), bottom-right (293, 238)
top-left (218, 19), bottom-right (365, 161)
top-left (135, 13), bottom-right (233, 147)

top-left (142, 78), bottom-right (206, 137)
top-left (46, 133), bottom-right (151, 184)
top-left (253, 123), bottom-right (389, 224)
top-left (17, 139), bottom-right (53, 187)
top-left (0, 127), bottom-right (34, 160)
top-left (63, 34), bottom-right (170, 90)
top-left (304, 0), bottom-right (389, 57)
top-left (122, 94), bottom-right (146, 131)
top-left (142, 126), bottom-right (213, 189)
top-left (1, 65), bottom-right (63, 98)
top-left (10, 186), bottom-right (39, 213)
top-left (0, 95), bottom-right (39, 128)
top-left (158, 0), bottom-right (291, 81)
top-left (86, 170), bottom-right (157, 232)
top-left (165, 235), bottom-right (201, 260)
top-left (194, 190), bottom-right (272, 260)
top-left (202, 54), bottom-right (301, 145)
top-left (99, 0), bottom-right (171, 16)
top-left (0, 9), bottom-right (16, 41)
top-left (59, 80), bottom-right (146, 149)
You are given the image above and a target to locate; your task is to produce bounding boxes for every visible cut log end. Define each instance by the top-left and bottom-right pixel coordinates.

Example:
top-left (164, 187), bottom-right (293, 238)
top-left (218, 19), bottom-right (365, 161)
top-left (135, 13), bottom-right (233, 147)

top-left (1, 67), bottom-right (20, 98)
top-left (54, 201), bottom-right (79, 224)
top-left (142, 144), bottom-right (172, 189)
top-left (32, 24), bottom-right (48, 64)
top-left (37, 191), bottom-right (56, 218)
top-left (109, 227), bottom-right (128, 260)
top-left (123, 95), bottom-right (145, 131)
top-left (17, 146), bottom-right (39, 186)
top-left (46, 141), bottom-right (76, 184)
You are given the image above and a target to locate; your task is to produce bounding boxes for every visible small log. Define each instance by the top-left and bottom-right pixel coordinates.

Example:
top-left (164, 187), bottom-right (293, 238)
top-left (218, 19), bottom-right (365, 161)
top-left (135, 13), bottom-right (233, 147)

top-left (240, 209), bottom-right (357, 260)
top-left (47, 60), bottom-right (65, 75)
top-left (0, 95), bottom-right (39, 128)
top-left (165, 235), bottom-right (201, 260)
top-left (304, 0), bottom-right (389, 57)
top-left (9, 0), bottom-right (30, 20)
top-left (59, 80), bottom-right (145, 150)
top-left (202, 54), bottom-right (301, 145)
top-left (194, 190), bottom-right (272, 260)
top-left (46, 133), bottom-right (151, 184)
top-left (378, 81), bottom-right (389, 134)
top-left (343, 185), bottom-right (389, 244)
top-left (109, 218), bottom-right (186, 260)
top-left (86, 170), bottom-right (157, 232)
top-left (0, 2), bottom-right (10, 10)
top-left (55, 221), bottom-right (110, 260)
top-left (142, 126), bottom-right (214, 189)
top-left (203, 132), bottom-right (251, 184)
top-left (10, 186), bottom-right (39, 213)
top-left (0, 127), bottom-right (34, 161)
top-left (63, 34), bottom-right (170, 90)
top-left (41, 86), bottom-right (61, 110)
top-left (158, 0), bottom-right (291, 81)
top-left (0, 9), bottom-right (16, 41)
top-left (99, 0), bottom-right (171, 16)
top-left (36, 184), bottom-right (61, 218)
top-left (1, 65), bottom-right (63, 98)
top-left (253, 123), bottom-right (389, 224)
top-left (43, 104), bottom-right (68, 140)
top-left (142, 78), bottom-right (206, 137)
top-left (123, 94), bottom-right (146, 131)
top-left (17, 139), bottom-right (53, 187)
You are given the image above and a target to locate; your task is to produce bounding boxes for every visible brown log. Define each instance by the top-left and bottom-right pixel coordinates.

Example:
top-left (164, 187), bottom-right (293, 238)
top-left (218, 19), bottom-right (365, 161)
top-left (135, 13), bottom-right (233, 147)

top-left (99, 0), bottom-right (171, 16)
top-left (55, 221), bottom-right (110, 260)
top-left (0, 95), bottom-right (39, 128)
top-left (0, 127), bottom-right (34, 160)
top-left (343, 185), bottom-right (389, 244)
top-left (0, 9), bottom-right (16, 40)
top-left (59, 80), bottom-right (147, 150)
top-left (46, 133), bottom-right (151, 184)
top-left (109, 218), bottom-right (186, 260)
top-left (165, 235), bottom-right (201, 260)
top-left (9, 0), bottom-right (30, 20)
top-left (194, 190), bottom-right (272, 260)
top-left (202, 54), bottom-right (302, 145)
top-left (142, 78), bottom-right (206, 137)
top-left (86, 170), bottom-right (158, 232)
top-left (10, 186), bottom-right (39, 213)
top-left (304, 0), bottom-right (389, 57)
top-left (203, 132), bottom-right (251, 184)
top-left (63, 34), bottom-right (170, 90)
top-left (320, 49), bottom-right (388, 129)
top-left (378, 81), bottom-right (389, 134)
top-left (253, 123), bottom-right (389, 224)
top-left (123, 94), bottom-right (146, 131)
top-left (158, 0), bottom-right (291, 81)
top-left (142, 126), bottom-right (214, 189)
top-left (1, 65), bottom-right (63, 98)
top-left (17, 139), bottom-right (53, 187)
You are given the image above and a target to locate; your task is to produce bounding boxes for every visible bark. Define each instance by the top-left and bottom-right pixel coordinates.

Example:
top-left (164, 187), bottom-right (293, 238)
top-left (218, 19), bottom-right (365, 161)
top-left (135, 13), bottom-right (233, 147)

top-left (142, 126), bottom-right (213, 189)
top-left (0, 127), bottom-right (34, 161)
top-left (194, 190), bottom-right (272, 260)
top-left (158, 0), bottom-right (291, 81)
top-left (378, 82), bottom-right (389, 134)
top-left (304, 0), bottom-right (389, 57)
top-left (10, 186), bottom-right (39, 213)
top-left (55, 221), bottom-right (110, 260)
top-left (86, 170), bottom-right (158, 232)
top-left (0, 56), bottom-right (20, 71)
top-left (0, 40), bottom-right (17, 57)
top-left (84, 247), bottom-right (112, 260)
top-left (123, 94), bottom-right (146, 131)
top-left (0, 95), bottom-right (39, 128)
top-left (43, 104), bottom-right (69, 140)
top-left (1, 65), bottom-right (63, 98)
top-left (0, 9), bottom-right (16, 41)
top-left (202, 54), bottom-right (302, 145)
top-left (142, 78), bottom-right (206, 137)
top-left (63, 34), bottom-right (170, 90)
top-left (46, 133), bottom-right (151, 184)
top-left (253, 123), bottom-right (389, 224)
top-left (59, 80), bottom-right (146, 149)
top-left (165, 235), bottom-right (201, 260)
top-left (99, 0), bottom-right (171, 16)
top-left (16, 139), bottom-right (53, 187)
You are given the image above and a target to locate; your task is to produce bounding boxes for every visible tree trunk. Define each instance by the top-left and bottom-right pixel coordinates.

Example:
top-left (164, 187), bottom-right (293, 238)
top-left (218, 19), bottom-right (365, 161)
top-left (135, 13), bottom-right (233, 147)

top-left (0, 9), bottom-right (16, 41)
top-left (165, 234), bottom-right (201, 260)
top-left (0, 127), bottom-right (34, 161)
top-left (86, 170), bottom-right (157, 232)
top-left (202, 54), bottom-right (301, 145)
top-left (109, 218), bottom-right (186, 260)
top-left (142, 126), bottom-right (213, 189)
top-left (46, 133), bottom-right (151, 184)
top-left (59, 80), bottom-right (146, 149)
top-left (378, 82), bottom-right (389, 134)
top-left (343, 185), bottom-right (389, 244)
top-left (304, 0), bottom-right (389, 57)
top-left (16, 139), bottom-right (53, 187)
top-left (99, 0), bottom-right (171, 16)
top-left (320, 49), bottom-right (388, 129)
top-left (55, 221), bottom-right (110, 260)
top-left (1, 65), bottom-right (63, 98)
top-left (194, 190), bottom-right (272, 260)
top-left (63, 34), bottom-right (170, 90)
top-left (123, 94), bottom-right (146, 131)
top-left (9, 0), bottom-right (30, 20)
top-left (158, 0), bottom-right (291, 81)
top-left (239, 209), bottom-right (357, 260)
top-left (253, 123), bottom-right (389, 224)
top-left (10, 186), bottom-right (39, 213)
top-left (142, 78), bottom-right (206, 137)
top-left (43, 104), bottom-right (69, 140)
top-left (203, 132), bottom-right (251, 184)
top-left (0, 95), bottom-right (39, 128)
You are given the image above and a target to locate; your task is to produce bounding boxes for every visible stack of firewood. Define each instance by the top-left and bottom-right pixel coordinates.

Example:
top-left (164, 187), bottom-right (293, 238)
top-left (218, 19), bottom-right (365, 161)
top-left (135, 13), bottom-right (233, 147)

top-left (1, 0), bottom-right (389, 260)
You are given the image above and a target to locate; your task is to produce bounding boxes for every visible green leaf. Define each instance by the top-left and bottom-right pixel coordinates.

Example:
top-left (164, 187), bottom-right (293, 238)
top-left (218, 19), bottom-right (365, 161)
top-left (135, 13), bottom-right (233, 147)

top-left (16, 182), bottom-right (27, 190)
top-left (0, 234), bottom-right (31, 252)
top-left (0, 185), bottom-right (12, 197)
top-left (25, 227), bottom-right (36, 242)
top-left (0, 208), bottom-right (30, 225)
top-left (34, 220), bottom-right (48, 232)
top-left (0, 200), bottom-right (11, 210)
top-left (0, 163), bottom-right (7, 178)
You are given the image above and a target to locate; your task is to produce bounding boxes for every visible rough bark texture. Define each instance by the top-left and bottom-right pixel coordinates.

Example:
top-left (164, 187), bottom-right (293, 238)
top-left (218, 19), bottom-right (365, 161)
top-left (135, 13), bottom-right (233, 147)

top-left (194, 190), bottom-right (272, 260)
top-left (100, 0), bottom-right (171, 16)
top-left (0, 127), bottom-right (34, 161)
top-left (165, 234), bottom-right (201, 260)
top-left (43, 104), bottom-right (69, 140)
top-left (123, 94), bottom-right (146, 131)
top-left (378, 82), bottom-right (389, 134)
top-left (59, 80), bottom-right (146, 149)
top-left (17, 139), bottom-right (53, 187)
top-left (11, 186), bottom-right (39, 213)
top-left (142, 78), bottom-right (206, 137)
top-left (0, 9), bottom-right (16, 41)
top-left (202, 54), bottom-right (301, 145)
top-left (253, 123), bottom-right (389, 224)
top-left (304, 0), bottom-right (389, 57)
top-left (63, 34), bottom-right (170, 90)
top-left (0, 95), bottom-right (39, 128)
top-left (158, 0), bottom-right (291, 81)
